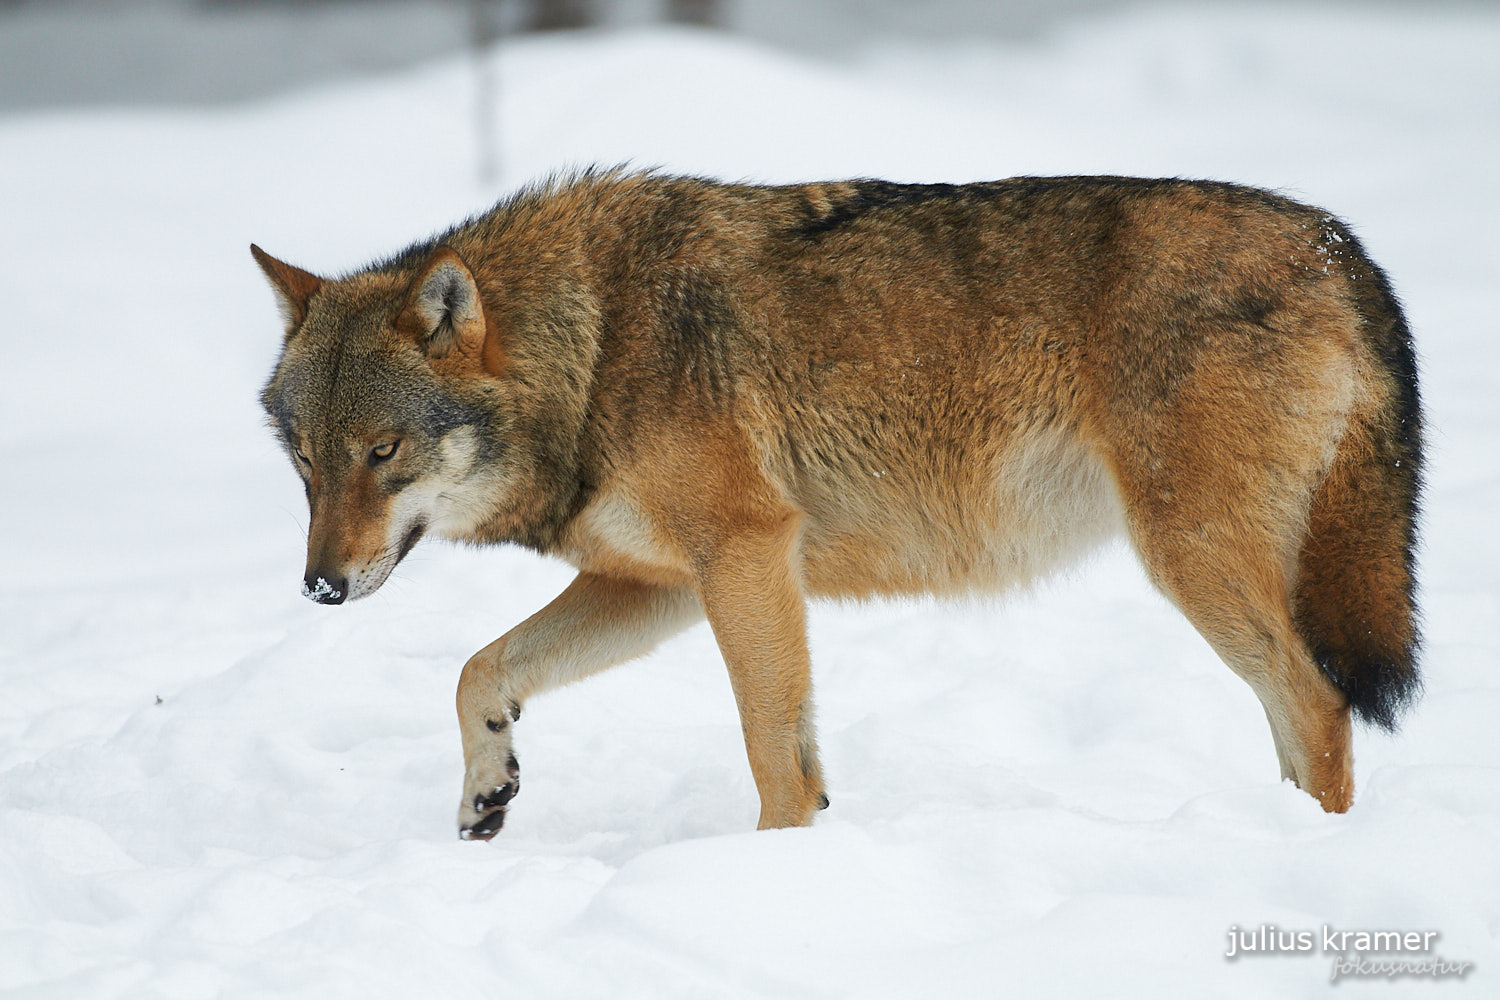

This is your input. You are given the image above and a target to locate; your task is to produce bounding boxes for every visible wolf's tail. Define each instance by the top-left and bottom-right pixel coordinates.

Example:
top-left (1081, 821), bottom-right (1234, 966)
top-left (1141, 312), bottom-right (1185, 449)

top-left (1291, 227), bottom-right (1424, 730)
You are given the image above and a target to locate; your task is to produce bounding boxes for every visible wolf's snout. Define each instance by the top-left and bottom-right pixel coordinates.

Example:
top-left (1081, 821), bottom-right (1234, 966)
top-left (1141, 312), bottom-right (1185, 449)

top-left (301, 572), bottom-right (348, 605)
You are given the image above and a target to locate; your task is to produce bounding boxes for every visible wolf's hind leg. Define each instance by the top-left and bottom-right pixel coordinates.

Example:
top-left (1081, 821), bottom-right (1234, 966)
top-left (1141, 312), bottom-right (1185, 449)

top-left (457, 573), bottom-right (702, 839)
top-left (1103, 324), bottom-right (1364, 810)
top-left (1128, 518), bottom-right (1354, 812)
top-left (1264, 706), bottom-right (1297, 783)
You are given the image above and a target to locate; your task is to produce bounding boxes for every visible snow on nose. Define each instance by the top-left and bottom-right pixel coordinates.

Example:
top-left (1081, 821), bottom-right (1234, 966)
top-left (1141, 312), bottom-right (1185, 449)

top-left (301, 573), bottom-right (347, 605)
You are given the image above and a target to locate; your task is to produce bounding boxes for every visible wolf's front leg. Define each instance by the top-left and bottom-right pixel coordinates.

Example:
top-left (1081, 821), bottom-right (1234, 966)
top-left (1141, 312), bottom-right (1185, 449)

top-left (456, 572), bottom-right (702, 839)
top-left (696, 517), bottom-right (828, 830)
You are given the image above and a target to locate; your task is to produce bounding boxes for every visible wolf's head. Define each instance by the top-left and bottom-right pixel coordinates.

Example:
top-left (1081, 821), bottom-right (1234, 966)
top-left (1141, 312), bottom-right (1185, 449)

top-left (254, 242), bottom-right (592, 604)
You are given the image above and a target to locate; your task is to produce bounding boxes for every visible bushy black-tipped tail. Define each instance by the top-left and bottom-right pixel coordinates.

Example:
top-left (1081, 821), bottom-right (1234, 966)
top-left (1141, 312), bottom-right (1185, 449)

top-left (1292, 232), bottom-right (1423, 730)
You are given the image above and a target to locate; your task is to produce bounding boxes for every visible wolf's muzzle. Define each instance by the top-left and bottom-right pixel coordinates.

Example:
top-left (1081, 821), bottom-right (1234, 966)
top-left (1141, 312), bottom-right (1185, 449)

top-left (302, 572), bottom-right (348, 605)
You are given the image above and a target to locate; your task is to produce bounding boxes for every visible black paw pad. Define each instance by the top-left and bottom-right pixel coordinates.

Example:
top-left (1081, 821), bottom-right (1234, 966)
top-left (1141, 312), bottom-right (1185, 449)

top-left (460, 808), bottom-right (507, 840)
top-left (474, 782), bottom-right (516, 814)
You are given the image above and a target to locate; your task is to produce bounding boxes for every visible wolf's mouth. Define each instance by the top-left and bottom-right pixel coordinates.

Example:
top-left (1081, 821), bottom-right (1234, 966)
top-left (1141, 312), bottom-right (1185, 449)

top-left (342, 521), bottom-right (430, 602)
top-left (396, 521), bottom-right (427, 564)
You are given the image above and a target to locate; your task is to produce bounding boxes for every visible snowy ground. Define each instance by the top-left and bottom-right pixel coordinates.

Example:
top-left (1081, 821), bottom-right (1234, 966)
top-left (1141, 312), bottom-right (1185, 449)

top-left (2, 5), bottom-right (1498, 998)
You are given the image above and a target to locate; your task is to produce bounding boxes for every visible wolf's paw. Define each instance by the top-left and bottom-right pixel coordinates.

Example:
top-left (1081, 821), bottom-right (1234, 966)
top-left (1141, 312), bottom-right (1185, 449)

top-left (458, 752), bottom-right (520, 841)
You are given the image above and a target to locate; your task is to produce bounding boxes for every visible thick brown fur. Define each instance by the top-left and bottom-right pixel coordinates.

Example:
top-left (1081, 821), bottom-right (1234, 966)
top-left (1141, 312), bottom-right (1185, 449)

top-left (256, 169), bottom-right (1423, 837)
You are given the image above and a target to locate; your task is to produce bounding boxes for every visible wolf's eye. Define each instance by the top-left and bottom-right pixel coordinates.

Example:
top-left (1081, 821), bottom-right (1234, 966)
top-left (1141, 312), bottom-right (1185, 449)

top-left (370, 440), bottom-right (399, 465)
top-left (293, 445), bottom-right (311, 467)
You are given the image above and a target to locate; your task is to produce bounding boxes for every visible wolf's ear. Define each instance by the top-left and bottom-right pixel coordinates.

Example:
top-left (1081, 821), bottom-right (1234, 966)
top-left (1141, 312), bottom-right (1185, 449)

top-left (396, 247), bottom-right (488, 360)
top-left (250, 244), bottom-right (322, 335)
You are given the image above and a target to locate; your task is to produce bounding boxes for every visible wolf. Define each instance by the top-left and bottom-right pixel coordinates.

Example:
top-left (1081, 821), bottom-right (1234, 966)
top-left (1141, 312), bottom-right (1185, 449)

top-left (254, 170), bottom-right (1422, 840)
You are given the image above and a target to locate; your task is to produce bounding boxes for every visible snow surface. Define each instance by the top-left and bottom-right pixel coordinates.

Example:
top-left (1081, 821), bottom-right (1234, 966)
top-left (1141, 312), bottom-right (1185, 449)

top-left (2, 6), bottom-right (1498, 998)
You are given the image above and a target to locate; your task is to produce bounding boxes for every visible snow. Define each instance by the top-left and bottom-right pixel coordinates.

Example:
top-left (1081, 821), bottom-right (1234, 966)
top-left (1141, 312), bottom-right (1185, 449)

top-left (301, 577), bottom-right (343, 603)
top-left (3, 5), bottom-right (1498, 997)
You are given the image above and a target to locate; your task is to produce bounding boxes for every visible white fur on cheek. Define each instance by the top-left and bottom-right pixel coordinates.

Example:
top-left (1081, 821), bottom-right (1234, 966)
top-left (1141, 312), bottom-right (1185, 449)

top-left (428, 426), bottom-right (510, 539)
top-left (388, 425), bottom-right (503, 548)
top-left (340, 428), bottom-right (488, 601)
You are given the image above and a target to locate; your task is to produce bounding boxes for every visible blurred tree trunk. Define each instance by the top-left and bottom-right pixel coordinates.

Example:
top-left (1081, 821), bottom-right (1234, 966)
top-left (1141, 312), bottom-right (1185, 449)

top-left (470, 0), bottom-right (502, 184)
top-left (667, 0), bottom-right (722, 28)
top-left (528, 0), bottom-right (594, 32)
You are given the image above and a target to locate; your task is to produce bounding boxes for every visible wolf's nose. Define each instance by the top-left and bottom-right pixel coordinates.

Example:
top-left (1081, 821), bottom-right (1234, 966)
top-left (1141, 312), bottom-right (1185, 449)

top-left (301, 572), bottom-right (348, 605)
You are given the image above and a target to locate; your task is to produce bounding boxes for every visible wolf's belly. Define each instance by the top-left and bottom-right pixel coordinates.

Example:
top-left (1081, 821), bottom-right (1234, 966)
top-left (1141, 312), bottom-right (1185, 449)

top-left (794, 423), bottom-right (1126, 600)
